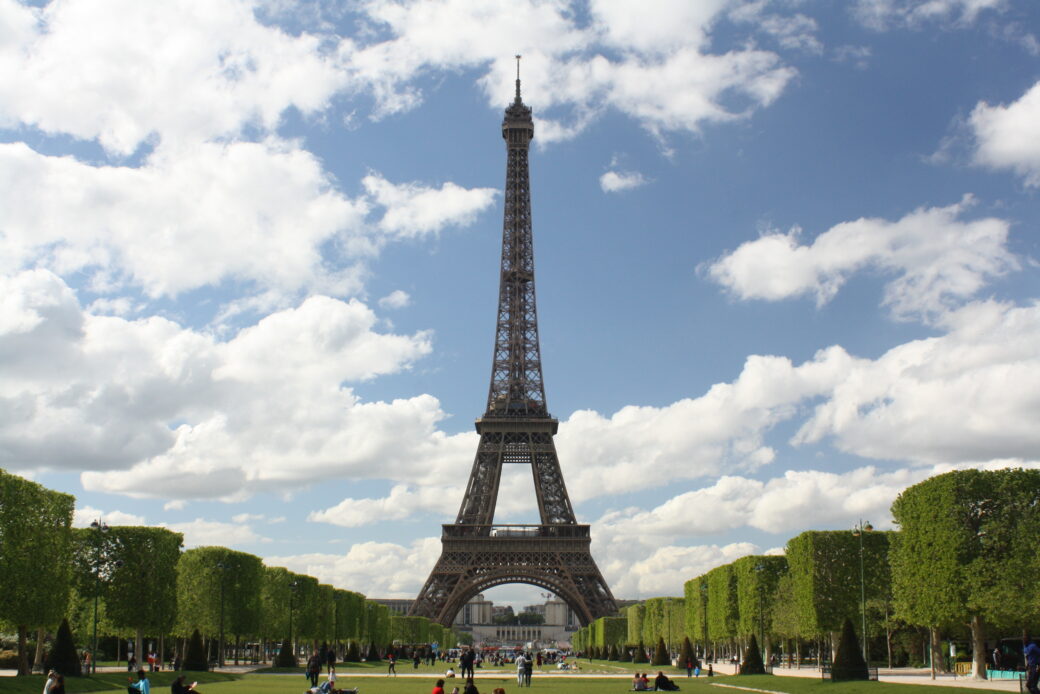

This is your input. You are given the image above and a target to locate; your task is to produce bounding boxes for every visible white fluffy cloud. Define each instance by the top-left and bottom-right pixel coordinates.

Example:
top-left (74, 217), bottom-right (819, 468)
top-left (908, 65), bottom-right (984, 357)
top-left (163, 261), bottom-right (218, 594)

top-left (600, 170), bottom-right (648, 193)
top-left (600, 542), bottom-right (757, 598)
top-left (266, 537), bottom-right (442, 597)
top-left (705, 197), bottom-right (1018, 321)
top-left (0, 0), bottom-right (348, 154)
top-left (362, 174), bottom-right (498, 239)
top-left (0, 269), bottom-right (486, 501)
top-left (73, 505), bottom-right (147, 528)
top-left (970, 80), bottom-right (1040, 187)
top-left (854, 0), bottom-right (1006, 29)
top-left (161, 518), bottom-right (270, 547)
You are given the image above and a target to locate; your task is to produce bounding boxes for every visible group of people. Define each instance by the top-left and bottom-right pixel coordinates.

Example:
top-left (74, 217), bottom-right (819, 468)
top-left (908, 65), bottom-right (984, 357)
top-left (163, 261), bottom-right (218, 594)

top-left (433, 678), bottom-right (506, 694)
top-left (513, 653), bottom-right (534, 687)
top-left (631, 671), bottom-right (680, 691)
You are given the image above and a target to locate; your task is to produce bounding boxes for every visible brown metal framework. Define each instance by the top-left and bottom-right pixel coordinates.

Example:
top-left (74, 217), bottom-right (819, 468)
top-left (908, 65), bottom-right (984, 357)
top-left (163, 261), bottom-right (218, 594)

top-left (409, 65), bottom-right (617, 627)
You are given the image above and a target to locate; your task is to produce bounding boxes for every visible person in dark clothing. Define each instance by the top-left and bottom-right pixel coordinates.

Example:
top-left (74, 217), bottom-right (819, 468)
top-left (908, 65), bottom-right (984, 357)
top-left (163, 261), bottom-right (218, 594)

top-left (1024, 638), bottom-right (1040, 694)
top-left (307, 653), bottom-right (322, 687)
top-left (463, 677), bottom-right (479, 694)
top-left (171, 675), bottom-right (198, 694)
top-left (654, 671), bottom-right (680, 691)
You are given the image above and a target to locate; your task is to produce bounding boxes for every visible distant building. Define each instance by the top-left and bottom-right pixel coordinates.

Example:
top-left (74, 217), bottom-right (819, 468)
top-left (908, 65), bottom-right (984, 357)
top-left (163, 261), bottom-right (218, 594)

top-left (372, 598), bottom-right (414, 615)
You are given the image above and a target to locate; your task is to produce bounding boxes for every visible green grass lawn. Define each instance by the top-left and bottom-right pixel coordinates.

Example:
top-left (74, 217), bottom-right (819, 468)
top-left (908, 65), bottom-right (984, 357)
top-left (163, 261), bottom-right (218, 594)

top-left (0, 671), bottom-right (237, 694)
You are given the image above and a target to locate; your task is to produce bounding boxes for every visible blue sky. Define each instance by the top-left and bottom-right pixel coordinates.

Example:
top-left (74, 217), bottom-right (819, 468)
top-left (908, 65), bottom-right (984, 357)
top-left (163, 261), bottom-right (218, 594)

top-left (2, 0), bottom-right (1039, 611)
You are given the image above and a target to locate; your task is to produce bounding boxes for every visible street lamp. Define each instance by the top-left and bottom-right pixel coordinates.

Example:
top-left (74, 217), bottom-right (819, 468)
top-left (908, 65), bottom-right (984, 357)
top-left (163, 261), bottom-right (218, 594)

top-left (216, 561), bottom-right (229, 668)
top-left (89, 520), bottom-right (109, 675)
top-left (754, 562), bottom-right (765, 661)
top-left (852, 520), bottom-right (873, 662)
top-left (289, 580), bottom-right (300, 662)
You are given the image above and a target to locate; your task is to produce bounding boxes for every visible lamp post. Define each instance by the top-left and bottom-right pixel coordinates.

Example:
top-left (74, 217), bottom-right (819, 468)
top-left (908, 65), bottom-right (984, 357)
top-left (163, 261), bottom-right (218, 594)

top-left (852, 520), bottom-right (873, 661)
top-left (89, 519), bottom-right (109, 675)
top-left (289, 580), bottom-right (300, 662)
top-left (754, 562), bottom-right (765, 661)
top-left (216, 561), bottom-right (229, 668)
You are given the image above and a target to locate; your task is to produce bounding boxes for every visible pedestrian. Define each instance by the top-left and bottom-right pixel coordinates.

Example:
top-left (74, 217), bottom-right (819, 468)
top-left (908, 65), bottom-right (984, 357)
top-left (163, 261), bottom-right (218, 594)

top-left (387, 652), bottom-right (397, 676)
top-left (326, 647), bottom-right (336, 673)
top-left (414, 652), bottom-right (421, 669)
top-left (127, 669), bottom-right (151, 694)
top-left (515, 652), bottom-right (526, 687)
top-left (1025, 637), bottom-right (1040, 694)
top-left (707, 664), bottom-right (714, 677)
top-left (307, 652), bottom-right (322, 688)
top-left (523, 653), bottom-right (532, 687)
top-left (44, 670), bottom-right (59, 694)
top-left (685, 658), bottom-right (692, 677)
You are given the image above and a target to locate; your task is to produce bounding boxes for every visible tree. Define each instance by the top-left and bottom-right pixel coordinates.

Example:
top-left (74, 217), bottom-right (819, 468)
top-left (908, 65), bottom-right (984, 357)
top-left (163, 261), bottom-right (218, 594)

top-left (684, 577), bottom-right (708, 652)
top-left (651, 636), bottom-right (669, 666)
top-left (183, 629), bottom-right (209, 671)
top-left (706, 564), bottom-right (738, 646)
top-left (831, 618), bottom-right (868, 681)
top-left (734, 555), bottom-right (787, 663)
top-left (633, 641), bottom-right (648, 663)
top-left (44, 618), bottom-right (80, 677)
top-left (627, 604), bottom-right (645, 646)
top-left (103, 526), bottom-right (183, 664)
top-left (679, 637), bottom-right (694, 668)
top-left (274, 637), bottom-right (296, 667)
top-left (891, 468), bottom-right (1040, 680)
top-left (739, 634), bottom-right (765, 675)
top-left (0, 471), bottom-right (75, 675)
top-left (260, 566), bottom-right (293, 652)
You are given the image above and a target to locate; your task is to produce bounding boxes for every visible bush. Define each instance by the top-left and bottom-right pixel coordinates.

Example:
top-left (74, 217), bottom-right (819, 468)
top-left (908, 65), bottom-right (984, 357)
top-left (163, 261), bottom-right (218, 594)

top-left (832, 618), bottom-right (868, 681)
top-left (0, 650), bottom-right (19, 669)
top-left (652, 637), bottom-right (669, 666)
top-left (183, 630), bottom-right (209, 671)
top-left (274, 638), bottom-right (296, 668)
top-left (633, 641), bottom-right (648, 663)
top-left (679, 637), bottom-right (695, 668)
top-left (739, 634), bottom-right (766, 675)
top-left (44, 619), bottom-right (81, 677)
top-left (344, 641), bottom-right (360, 662)
top-left (366, 643), bottom-right (380, 661)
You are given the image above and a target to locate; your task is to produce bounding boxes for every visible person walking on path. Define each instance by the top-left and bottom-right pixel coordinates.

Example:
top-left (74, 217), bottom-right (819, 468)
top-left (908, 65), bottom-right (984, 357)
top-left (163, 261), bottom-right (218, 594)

top-left (387, 652), bottom-right (397, 677)
top-left (307, 652), bottom-right (322, 688)
top-left (1025, 638), bottom-right (1040, 694)
top-left (523, 653), bottom-right (532, 687)
top-left (515, 653), bottom-right (526, 687)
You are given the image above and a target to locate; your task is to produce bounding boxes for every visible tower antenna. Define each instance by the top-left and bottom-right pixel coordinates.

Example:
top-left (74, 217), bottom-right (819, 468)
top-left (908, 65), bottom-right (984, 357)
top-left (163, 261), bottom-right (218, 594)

top-left (515, 54), bottom-right (522, 100)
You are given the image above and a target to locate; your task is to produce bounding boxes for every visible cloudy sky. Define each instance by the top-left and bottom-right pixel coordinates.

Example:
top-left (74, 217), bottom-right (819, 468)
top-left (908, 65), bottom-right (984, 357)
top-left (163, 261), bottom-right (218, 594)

top-left (3, 0), bottom-right (1040, 611)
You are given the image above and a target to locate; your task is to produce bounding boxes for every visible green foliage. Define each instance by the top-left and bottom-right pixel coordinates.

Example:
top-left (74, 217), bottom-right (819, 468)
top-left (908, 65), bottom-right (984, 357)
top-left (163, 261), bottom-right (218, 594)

top-left (831, 618), bottom-right (868, 681)
top-left (183, 629), bottom-right (209, 671)
top-left (390, 616), bottom-right (430, 645)
top-left (44, 618), bottom-right (81, 676)
top-left (344, 641), bottom-right (360, 662)
top-left (706, 564), bottom-right (738, 642)
top-left (365, 642), bottom-right (380, 661)
top-left (273, 637), bottom-right (295, 668)
top-left (260, 567), bottom-right (293, 640)
top-left (651, 636), bottom-right (669, 666)
top-left (684, 577), bottom-right (708, 646)
top-left (176, 547), bottom-right (263, 639)
top-left (103, 526), bottom-right (183, 638)
top-left (626, 605), bottom-right (645, 645)
top-left (891, 468), bottom-right (1040, 633)
top-left (734, 555), bottom-right (787, 639)
top-left (364, 602), bottom-right (390, 647)
top-left (633, 641), bottom-right (648, 663)
top-left (291, 574), bottom-right (321, 642)
top-left (0, 470), bottom-right (75, 673)
top-left (642, 598), bottom-right (685, 647)
top-left (785, 529), bottom-right (891, 638)
top-left (739, 634), bottom-right (766, 675)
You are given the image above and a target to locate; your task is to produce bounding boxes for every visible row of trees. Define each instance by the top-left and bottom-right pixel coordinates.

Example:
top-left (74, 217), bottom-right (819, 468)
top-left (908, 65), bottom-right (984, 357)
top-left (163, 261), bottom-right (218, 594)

top-left (0, 470), bottom-right (458, 676)
top-left (574, 468), bottom-right (1040, 681)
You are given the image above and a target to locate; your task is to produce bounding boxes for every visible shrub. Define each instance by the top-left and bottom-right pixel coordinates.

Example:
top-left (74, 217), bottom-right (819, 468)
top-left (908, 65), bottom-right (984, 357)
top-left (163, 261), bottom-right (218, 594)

top-left (344, 641), bottom-right (360, 662)
top-left (832, 618), bottom-right (868, 681)
top-left (44, 619), bottom-right (81, 677)
top-left (183, 630), bottom-right (209, 671)
top-left (633, 641), bottom-right (648, 663)
top-left (679, 637), bottom-right (695, 668)
top-left (366, 643), bottom-right (380, 661)
top-left (652, 637), bottom-right (669, 666)
top-left (273, 638), bottom-right (296, 668)
top-left (739, 634), bottom-right (766, 675)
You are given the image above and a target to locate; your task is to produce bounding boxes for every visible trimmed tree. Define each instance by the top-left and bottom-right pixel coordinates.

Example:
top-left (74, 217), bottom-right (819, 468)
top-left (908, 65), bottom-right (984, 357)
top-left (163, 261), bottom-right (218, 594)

top-left (183, 629), bottom-right (209, 671)
top-left (739, 634), bottom-right (766, 675)
top-left (274, 637), bottom-right (296, 667)
top-left (652, 637), bottom-right (669, 666)
top-left (831, 618), bottom-right (868, 681)
top-left (679, 637), bottom-right (695, 668)
top-left (633, 641), bottom-right (648, 663)
top-left (345, 641), bottom-right (360, 662)
top-left (44, 619), bottom-right (80, 677)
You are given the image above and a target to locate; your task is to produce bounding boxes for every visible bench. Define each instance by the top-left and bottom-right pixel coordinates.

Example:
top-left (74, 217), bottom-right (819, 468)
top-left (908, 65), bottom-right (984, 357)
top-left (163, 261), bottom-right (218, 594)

top-left (820, 665), bottom-right (877, 681)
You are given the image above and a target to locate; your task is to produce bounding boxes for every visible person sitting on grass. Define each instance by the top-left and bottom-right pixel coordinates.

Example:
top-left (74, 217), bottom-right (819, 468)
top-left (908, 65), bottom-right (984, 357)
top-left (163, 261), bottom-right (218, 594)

top-left (432, 678), bottom-right (446, 694)
top-left (128, 669), bottom-right (151, 694)
top-left (170, 675), bottom-right (199, 694)
top-left (463, 677), bottom-right (479, 694)
top-left (632, 672), bottom-right (646, 691)
top-left (654, 671), bottom-right (680, 691)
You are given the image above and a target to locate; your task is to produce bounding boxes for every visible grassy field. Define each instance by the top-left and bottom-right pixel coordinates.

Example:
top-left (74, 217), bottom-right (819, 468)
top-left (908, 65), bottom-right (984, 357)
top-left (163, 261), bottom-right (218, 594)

top-left (0, 669), bottom-right (996, 694)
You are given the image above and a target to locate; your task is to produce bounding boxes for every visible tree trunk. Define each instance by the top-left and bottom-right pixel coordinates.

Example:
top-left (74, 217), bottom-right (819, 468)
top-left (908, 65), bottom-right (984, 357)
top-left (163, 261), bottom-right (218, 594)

top-left (830, 631), bottom-right (840, 662)
top-left (135, 627), bottom-right (144, 673)
top-left (17, 625), bottom-right (29, 676)
top-left (970, 615), bottom-right (987, 680)
top-left (930, 626), bottom-right (947, 677)
top-left (34, 627), bottom-right (47, 672)
top-left (764, 634), bottom-right (772, 666)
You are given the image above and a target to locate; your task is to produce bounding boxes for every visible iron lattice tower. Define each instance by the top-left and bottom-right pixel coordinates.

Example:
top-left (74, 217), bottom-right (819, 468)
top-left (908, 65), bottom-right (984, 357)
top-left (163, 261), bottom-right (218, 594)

top-left (409, 61), bottom-right (617, 626)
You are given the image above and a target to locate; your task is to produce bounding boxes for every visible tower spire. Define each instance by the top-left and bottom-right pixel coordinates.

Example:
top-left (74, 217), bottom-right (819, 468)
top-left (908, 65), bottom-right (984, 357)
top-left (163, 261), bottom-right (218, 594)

top-left (515, 54), bottom-right (522, 102)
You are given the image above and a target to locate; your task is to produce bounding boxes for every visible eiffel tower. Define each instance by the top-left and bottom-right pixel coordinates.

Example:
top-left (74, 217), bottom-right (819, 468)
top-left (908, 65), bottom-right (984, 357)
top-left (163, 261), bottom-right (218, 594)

top-left (409, 59), bottom-right (617, 627)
